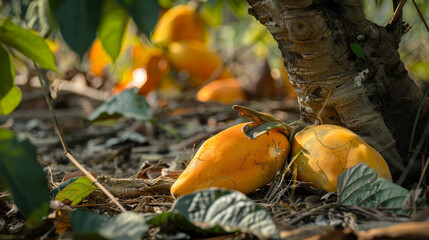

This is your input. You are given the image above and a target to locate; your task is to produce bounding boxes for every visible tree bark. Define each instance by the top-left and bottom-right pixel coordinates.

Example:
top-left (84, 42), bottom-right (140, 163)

top-left (246, 0), bottom-right (429, 181)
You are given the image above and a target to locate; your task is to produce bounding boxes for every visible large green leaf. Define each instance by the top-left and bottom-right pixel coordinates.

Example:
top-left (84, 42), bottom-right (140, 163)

top-left (337, 163), bottom-right (411, 215)
top-left (148, 189), bottom-right (280, 239)
top-left (0, 128), bottom-right (50, 228)
top-left (115, 0), bottom-right (159, 37)
top-left (71, 210), bottom-right (151, 240)
top-left (55, 176), bottom-right (98, 206)
top-left (98, 0), bottom-right (128, 62)
top-left (49, 0), bottom-right (104, 58)
top-left (87, 88), bottom-right (151, 122)
top-left (0, 18), bottom-right (57, 72)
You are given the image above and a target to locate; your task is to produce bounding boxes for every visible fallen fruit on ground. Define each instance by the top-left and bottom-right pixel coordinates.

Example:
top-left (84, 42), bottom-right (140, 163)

top-left (170, 122), bottom-right (290, 196)
top-left (196, 78), bottom-right (247, 104)
top-left (291, 124), bottom-right (392, 192)
top-left (165, 40), bottom-right (231, 86)
top-left (151, 5), bottom-right (207, 45)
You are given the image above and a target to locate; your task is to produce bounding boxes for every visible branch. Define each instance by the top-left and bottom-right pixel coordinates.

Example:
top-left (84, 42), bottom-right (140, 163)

top-left (388, 0), bottom-right (407, 26)
top-left (34, 63), bottom-right (127, 213)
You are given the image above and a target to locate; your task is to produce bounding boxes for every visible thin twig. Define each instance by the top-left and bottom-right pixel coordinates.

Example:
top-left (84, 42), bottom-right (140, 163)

top-left (34, 63), bottom-right (127, 213)
top-left (417, 155), bottom-right (429, 190)
top-left (316, 91), bottom-right (332, 125)
top-left (388, 0), bottom-right (407, 26)
top-left (412, 0), bottom-right (429, 33)
top-left (287, 202), bottom-right (337, 225)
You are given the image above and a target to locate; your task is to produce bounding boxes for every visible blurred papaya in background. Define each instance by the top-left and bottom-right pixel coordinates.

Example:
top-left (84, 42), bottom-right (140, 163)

top-left (151, 4), bottom-right (207, 46)
top-left (82, 1), bottom-right (299, 105)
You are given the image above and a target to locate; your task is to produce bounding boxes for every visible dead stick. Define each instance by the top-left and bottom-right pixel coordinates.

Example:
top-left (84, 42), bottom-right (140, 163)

top-left (411, 0), bottom-right (429, 33)
top-left (34, 63), bottom-right (127, 213)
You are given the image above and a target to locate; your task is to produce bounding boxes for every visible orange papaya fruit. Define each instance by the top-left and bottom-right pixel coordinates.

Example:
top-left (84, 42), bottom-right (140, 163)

top-left (89, 39), bottom-right (112, 76)
top-left (291, 124), bottom-right (392, 192)
top-left (171, 122), bottom-right (290, 196)
top-left (165, 40), bottom-right (230, 86)
top-left (196, 78), bottom-right (247, 104)
top-left (151, 5), bottom-right (207, 45)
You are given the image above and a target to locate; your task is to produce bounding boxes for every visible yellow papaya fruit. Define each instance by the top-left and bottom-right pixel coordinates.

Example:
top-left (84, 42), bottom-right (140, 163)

top-left (151, 5), bottom-right (207, 45)
top-left (291, 124), bottom-right (392, 192)
top-left (171, 122), bottom-right (290, 196)
top-left (196, 78), bottom-right (247, 104)
top-left (165, 40), bottom-right (231, 86)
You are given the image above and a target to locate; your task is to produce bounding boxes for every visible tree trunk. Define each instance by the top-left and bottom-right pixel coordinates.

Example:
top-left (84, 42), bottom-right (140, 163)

top-left (246, 0), bottom-right (429, 182)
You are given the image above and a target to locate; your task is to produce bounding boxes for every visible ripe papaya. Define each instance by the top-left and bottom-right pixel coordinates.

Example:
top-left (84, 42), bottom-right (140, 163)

top-left (112, 49), bottom-right (169, 95)
top-left (138, 54), bottom-right (169, 96)
top-left (151, 5), bottom-right (207, 45)
top-left (165, 40), bottom-right (231, 86)
top-left (89, 39), bottom-right (112, 76)
top-left (171, 122), bottom-right (290, 196)
top-left (196, 78), bottom-right (247, 104)
top-left (291, 124), bottom-right (392, 192)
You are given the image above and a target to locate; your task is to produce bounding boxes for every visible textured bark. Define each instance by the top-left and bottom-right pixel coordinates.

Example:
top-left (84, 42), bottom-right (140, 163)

top-left (247, 0), bottom-right (429, 179)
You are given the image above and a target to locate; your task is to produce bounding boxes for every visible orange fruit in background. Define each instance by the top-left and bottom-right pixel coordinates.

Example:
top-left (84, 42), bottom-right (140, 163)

top-left (282, 65), bottom-right (297, 98)
top-left (292, 124), bottom-right (392, 192)
top-left (166, 40), bottom-right (230, 86)
top-left (170, 122), bottom-right (290, 197)
top-left (197, 78), bottom-right (247, 104)
top-left (138, 54), bottom-right (169, 96)
top-left (151, 5), bottom-right (207, 45)
top-left (113, 49), bottom-right (169, 96)
top-left (89, 39), bottom-right (112, 76)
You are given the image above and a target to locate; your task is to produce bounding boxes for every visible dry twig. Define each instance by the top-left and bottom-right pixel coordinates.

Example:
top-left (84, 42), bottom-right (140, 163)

top-left (34, 63), bottom-right (127, 213)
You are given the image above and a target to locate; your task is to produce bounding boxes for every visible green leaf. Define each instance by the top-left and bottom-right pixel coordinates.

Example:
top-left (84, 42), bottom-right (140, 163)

top-left (0, 128), bottom-right (50, 228)
top-left (87, 88), bottom-right (151, 122)
top-left (202, 0), bottom-right (223, 27)
top-left (337, 163), bottom-right (411, 215)
top-left (98, 0), bottom-right (128, 62)
top-left (0, 85), bottom-right (22, 115)
top-left (0, 43), bottom-right (21, 115)
top-left (0, 18), bottom-right (58, 72)
top-left (158, 0), bottom-right (174, 8)
top-left (0, 44), bottom-right (14, 98)
top-left (115, 0), bottom-right (159, 37)
top-left (49, 0), bottom-right (104, 58)
top-left (71, 210), bottom-right (151, 240)
top-left (350, 42), bottom-right (365, 59)
top-left (49, 177), bottom-right (78, 199)
top-left (55, 176), bottom-right (98, 206)
top-left (148, 189), bottom-right (280, 239)
top-left (226, 0), bottom-right (248, 18)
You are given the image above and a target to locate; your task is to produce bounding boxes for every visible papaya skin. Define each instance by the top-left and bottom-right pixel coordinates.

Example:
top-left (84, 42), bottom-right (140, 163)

top-left (196, 78), bottom-right (247, 104)
top-left (151, 5), bottom-right (207, 45)
top-left (165, 40), bottom-right (231, 86)
top-left (291, 124), bottom-right (392, 192)
top-left (171, 122), bottom-right (290, 197)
